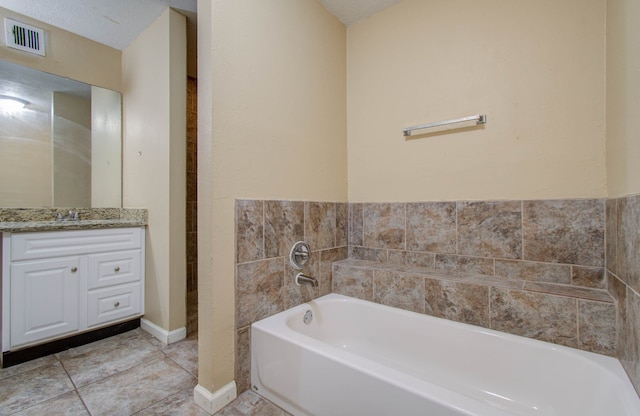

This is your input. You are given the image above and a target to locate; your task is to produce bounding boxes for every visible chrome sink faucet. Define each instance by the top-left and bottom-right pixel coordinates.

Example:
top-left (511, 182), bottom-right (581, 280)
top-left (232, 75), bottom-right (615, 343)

top-left (56, 210), bottom-right (80, 222)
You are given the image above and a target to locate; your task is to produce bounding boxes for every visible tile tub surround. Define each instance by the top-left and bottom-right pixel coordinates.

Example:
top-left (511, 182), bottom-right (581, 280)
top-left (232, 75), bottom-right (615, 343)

top-left (607, 194), bottom-right (640, 395)
top-left (236, 197), bottom-right (639, 395)
top-left (345, 199), bottom-right (619, 352)
top-left (235, 199), bottom-right (348, 392)
top-left (349, 200), bottom-right (606, 288)
top-left (333, 259), bottom-right (616, 355)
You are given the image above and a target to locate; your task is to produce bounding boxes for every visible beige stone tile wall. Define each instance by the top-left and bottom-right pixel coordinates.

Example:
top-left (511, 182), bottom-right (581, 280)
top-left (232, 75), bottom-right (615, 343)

top-left (186, 76), bottom-right (198, 335)
top-left (349, 199), bottom-right (606, 288)
top-left (333, 259), bottom-right (616, 355)
top-left (235, 196), bottom-right (639, 396)
top-left (343, 198), bottom-right (617, 356)
top-left (606, 195), bottom-right (640, 394)
top-left (235, 199), bottom-right (348, 392)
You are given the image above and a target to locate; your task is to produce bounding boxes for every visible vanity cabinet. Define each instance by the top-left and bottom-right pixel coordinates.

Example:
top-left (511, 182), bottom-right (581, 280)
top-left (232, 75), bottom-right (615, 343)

top-left (2, 227), bottom-right (145, 352)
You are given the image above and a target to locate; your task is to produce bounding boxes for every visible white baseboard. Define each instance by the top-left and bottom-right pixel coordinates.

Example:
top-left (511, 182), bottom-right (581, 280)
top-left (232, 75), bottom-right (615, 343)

top-left (140, 318), bottom-right (186, 344)
top-left (194, 382), bottom-right (237, 414)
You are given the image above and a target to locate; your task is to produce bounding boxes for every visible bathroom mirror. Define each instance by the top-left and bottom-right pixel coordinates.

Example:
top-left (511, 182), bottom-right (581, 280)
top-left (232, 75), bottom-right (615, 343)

top-left (0, 59), bottom-right (122, 208)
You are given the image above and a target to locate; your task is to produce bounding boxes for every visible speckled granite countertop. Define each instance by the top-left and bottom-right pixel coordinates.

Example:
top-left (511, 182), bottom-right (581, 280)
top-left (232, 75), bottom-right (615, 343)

top-left (0, 208), bottom-right (147, 232)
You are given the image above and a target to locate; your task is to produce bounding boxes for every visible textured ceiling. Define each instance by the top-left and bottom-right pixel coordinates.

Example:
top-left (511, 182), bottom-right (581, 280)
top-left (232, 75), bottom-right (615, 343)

top-left (1, 0), bottom-right (401, 50)
top-left (0, 0), bottom-right (197, 50)
top-left (318, 0), bottom-right (402, 25)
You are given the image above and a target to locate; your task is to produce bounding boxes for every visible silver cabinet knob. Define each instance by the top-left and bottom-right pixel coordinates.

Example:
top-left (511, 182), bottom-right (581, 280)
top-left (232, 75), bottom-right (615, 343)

top-left (114, 301), bottom-right (120, 308)
top-left (71, 267), bottom-right (78, 272)
top-left (114, 266), bottom-right (120, 272)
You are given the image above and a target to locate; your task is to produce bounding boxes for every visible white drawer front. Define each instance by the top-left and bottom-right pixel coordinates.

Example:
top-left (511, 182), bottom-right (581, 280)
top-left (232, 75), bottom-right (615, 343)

top-left (87, 282), bottom-right (141, 327)
top-left (11, 228), bottom-right (143, 261)
top-left (88, 250), bottom-right (142, 289)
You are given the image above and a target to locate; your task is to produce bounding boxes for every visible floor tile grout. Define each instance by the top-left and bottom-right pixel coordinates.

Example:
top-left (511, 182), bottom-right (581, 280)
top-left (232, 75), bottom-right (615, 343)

top-left (2, 329), bottom-right (283, 416)
top-left (1, 330), bottom-right (200, 416)
top-left (72, 345), bottom-right (195, 415)
top-left (56, 355), bottom-right (94, 415)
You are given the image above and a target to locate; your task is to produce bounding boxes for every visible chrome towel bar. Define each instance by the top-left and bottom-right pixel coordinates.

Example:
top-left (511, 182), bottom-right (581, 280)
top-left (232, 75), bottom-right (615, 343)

top-left (403, 114), bottom-right (486, 136)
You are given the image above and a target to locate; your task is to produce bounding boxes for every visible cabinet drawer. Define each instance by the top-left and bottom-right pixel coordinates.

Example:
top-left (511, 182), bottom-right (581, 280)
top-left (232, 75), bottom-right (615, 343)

top-left (87, 282), bottom-right (141, 327)
top-left (88, 250), bottom-right (141, 289)
top-left (11, 228), bottom-right (143, 261)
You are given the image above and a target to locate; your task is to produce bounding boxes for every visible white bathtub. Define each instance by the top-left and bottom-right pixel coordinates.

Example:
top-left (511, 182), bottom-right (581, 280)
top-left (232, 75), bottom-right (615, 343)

top-left (251, 293), bottom-right (640, 416)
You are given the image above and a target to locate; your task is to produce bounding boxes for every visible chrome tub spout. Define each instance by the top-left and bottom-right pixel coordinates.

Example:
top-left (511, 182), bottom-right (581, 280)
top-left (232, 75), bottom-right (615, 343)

top-left (295, 273), bottom-right (318, 288)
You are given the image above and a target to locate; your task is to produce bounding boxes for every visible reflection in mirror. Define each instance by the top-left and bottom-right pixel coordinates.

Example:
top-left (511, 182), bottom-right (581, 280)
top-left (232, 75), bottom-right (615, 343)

top-left (0, 59), bottom-right (122, 208)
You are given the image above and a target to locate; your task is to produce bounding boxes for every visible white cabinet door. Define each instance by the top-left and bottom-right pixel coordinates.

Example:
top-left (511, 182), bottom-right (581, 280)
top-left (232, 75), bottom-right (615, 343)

top-left (10, 257), bottom-right (82, 347)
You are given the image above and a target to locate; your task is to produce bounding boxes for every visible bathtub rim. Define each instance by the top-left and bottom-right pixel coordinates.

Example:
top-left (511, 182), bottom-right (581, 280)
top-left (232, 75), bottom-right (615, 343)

top-left (254, 293), bottom-right (623, 371)
top-left (251, 296), bottom-right (517, 416)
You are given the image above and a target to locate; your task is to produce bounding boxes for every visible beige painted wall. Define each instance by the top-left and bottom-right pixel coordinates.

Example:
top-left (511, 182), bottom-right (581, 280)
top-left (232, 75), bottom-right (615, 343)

top-left (0, 107), bottom-right (51, 207)
top-left (52, 92), bottom-right (91, 207)
top-left (197, 0), bottom-right (347, 396)
top-left (91, 87), bottom-right (123, 207)
top-left (122, 9), bottom-right (186, 332)
top-left (0, 7), bottom-right (121, 92)
top-left (347, 0), bottom-right (606, 202)
top-left (606, 0), bottom-right (640, 197)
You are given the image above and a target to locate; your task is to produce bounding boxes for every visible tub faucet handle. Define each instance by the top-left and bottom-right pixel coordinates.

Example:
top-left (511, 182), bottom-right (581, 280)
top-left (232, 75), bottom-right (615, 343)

top-left (289, 241), bottom-right (311, 270)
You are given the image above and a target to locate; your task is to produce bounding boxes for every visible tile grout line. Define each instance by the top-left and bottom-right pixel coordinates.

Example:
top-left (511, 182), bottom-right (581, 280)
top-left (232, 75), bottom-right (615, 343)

top-left (2, 331), bottom-right (201, 416)
top-left (70, 333), bottom-right (166, 389)
top-left (162, 351), bottom-right (198, 381)
top-left (575, 299), bottom-right (580, 348)
top-left (488, 286), bottom-right (493, 330)
top-left (4, 355), bottom-right (87, 416)
top-left (361, 203), bottom-right (365, 249)
top-left (334, 202), bottom-right (337, 248)
top-left (56, 354), bottom-right (80, 391)
top-left (261, 200), bottom-right (266, 261)
top-left (75, 382), bottom-right (94, 416)
top-left (455, 201), bottom-right (459, 256)
top-left (520, 200), bottom-right (525, 263)
top-left (79, 335), bottom-right (196, 415)
top-left (403, 202), bottom-right (407, 251)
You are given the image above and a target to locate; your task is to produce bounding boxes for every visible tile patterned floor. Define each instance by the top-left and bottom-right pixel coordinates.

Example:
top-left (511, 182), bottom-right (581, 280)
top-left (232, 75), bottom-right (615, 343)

top-left (0, 329), bottom-right (288, 416)
top-left (214, 390), bottom-right (291, 416)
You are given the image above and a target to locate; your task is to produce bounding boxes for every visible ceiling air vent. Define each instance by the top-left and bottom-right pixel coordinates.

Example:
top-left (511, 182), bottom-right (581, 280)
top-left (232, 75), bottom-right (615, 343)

top-left (4, 18), bottom-right (46, 56)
